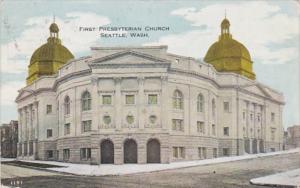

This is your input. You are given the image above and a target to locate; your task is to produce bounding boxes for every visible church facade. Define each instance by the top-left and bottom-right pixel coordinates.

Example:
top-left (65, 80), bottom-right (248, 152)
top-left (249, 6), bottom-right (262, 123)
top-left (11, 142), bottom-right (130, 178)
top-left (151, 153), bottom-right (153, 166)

top-left (16, 18), bottom-right (284, 164)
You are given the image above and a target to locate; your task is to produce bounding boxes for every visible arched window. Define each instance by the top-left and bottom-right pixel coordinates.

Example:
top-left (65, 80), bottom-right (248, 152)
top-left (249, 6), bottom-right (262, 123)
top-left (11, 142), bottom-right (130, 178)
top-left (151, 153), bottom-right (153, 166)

top-left (197, 94), bottom-right (204, 112)
top-left (212, 99), bottom-right (216, 117)
top-left (64, 96), bottom-right (70, 115)
top-left (173, 90), bottom-right (183, 109)
top-left (81, 91), bottom-right (91, 111)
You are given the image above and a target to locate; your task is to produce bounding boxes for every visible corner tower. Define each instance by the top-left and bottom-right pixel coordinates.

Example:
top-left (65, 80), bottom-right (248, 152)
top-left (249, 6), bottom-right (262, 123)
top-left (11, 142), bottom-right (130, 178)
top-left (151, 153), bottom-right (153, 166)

top-left (204, 17), bottom-right (255, 80)
top-left (26, 21), bottom-right (74, 85)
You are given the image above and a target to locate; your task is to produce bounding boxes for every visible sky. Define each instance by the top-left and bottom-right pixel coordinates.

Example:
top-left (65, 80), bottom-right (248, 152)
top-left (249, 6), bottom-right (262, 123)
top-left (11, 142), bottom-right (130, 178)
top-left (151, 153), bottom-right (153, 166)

top-left (0, 0), bottom-right (299, 129)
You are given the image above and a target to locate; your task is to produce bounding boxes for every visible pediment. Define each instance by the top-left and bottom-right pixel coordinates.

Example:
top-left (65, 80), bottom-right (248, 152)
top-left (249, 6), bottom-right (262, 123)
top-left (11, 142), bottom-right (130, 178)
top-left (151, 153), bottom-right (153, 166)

top-left (89, 50), bottom-right (171, 66)
top-left (243, 84), bottom-right (271, 98)
top-left (15, 89), bottom-right (35, 102)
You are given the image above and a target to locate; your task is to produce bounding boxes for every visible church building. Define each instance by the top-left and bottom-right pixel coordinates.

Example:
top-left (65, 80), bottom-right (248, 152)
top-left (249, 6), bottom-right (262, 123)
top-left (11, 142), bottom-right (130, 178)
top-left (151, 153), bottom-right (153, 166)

top-left (16, 18), bottom-right (284, 164)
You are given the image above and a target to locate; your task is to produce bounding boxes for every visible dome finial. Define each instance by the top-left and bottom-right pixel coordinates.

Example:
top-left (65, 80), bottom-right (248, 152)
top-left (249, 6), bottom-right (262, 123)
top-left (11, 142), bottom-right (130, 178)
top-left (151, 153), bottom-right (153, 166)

top-left (220, 14), bottom-right (231, 38)
top-left (49, 15), bottom-right (59, 39)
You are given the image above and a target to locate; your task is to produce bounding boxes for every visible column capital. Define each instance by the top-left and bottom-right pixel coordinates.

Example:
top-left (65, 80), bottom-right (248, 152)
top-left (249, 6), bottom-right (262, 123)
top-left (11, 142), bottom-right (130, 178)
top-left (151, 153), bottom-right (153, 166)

top-left (33, 101), bottom-right (39, 107)
top-left (114, 77), bottom-right (122, 84)
top-left (161, 75), bottom-right (168, 82)
top-left (137, 76), bottom-right (145, 84)
top-left (91, 76), bottom-right (98, 85)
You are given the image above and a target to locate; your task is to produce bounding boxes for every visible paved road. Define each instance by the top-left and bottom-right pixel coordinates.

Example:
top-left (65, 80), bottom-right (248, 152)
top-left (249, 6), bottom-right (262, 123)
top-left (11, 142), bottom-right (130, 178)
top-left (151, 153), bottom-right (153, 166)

top-left (1, 152), bottom-right (300, 188)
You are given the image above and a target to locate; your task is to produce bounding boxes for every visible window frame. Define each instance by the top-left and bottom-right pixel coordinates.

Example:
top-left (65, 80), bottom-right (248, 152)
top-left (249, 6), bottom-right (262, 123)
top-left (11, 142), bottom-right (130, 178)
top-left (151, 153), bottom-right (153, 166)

top-left (197, 121), bottom-right (205, 134)
top-left (80, 148), bottom-right (91, 160)
top-left (223, 101), bottom-right (230, 112)
top-left (64, 123), bottom-right (70, 135)
top-left (102, 95), bottom-right (112, 105)
top-left (46, 129), bottom-right (53, 138)
top-left (197, 94), bottom-right (204, 112)
top-left (46, 104), bottom-right (52, 114)
top-left (63, 149), bottom-right (70, 161)
top-left (173, 90), bottom-right (183, 110)
top-left (223, 127), bottom-right (229, 136)
top-left (81, 91), bottom-right (91, 111)
top-left (82, 120), bottom-right (92, 133)
top-left (64, 96), bottom-right (70, 115)
top-left (148, 94), bottom-right (158, 105)
top-left (125, 94), bottom-right (135, 105)
top-left (172, 119), bottom-right (184, 131)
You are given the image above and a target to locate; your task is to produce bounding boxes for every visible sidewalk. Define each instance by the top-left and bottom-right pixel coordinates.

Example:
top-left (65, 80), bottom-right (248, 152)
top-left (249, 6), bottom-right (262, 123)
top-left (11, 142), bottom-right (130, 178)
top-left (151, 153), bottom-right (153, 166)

top-left (13, 148), bottom-right (299, 176)
top-left (250, 168), bottom-right (300, 187)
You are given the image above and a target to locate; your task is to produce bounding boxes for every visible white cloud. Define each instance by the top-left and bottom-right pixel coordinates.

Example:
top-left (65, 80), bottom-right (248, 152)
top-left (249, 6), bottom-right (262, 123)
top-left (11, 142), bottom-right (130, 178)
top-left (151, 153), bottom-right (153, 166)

top-left (0, 81), bottom-right (25, 106)
top-left (145, 1), bottom-right (299, 64)
top-left (1, 12), bottom-right (114, 74)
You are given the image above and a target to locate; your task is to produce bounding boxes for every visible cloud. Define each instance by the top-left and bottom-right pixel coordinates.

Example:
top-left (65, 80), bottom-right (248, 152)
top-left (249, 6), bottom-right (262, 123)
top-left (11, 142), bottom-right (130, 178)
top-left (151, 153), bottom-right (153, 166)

top-left (1, 12), bottom-right (113, 74)
top-left (145, 1), bottom-right (299, 64)
top-left (0, 81), bottom-right (25, 106)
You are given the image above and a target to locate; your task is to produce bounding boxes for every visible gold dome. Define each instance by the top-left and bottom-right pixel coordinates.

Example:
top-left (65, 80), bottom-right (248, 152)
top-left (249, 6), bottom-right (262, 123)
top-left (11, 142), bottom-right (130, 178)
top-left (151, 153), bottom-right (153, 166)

top-left (29, 39), bottom-right (74, 65)
top-left (204, 18), bottom-right (255, 80)
top-left (26, 22), bottom-right (74, 85)
top-left (204, 38), bottom-right (251, 62)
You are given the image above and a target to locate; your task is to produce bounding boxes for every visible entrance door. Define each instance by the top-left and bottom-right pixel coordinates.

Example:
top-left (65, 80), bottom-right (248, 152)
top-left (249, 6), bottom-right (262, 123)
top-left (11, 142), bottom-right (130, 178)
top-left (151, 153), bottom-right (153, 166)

top-left (124, 139), bottom-right (137, 163)
top-left (101, 140), bottom-right (114, 164)
top-left (147, 139), bottom-right (161, 163)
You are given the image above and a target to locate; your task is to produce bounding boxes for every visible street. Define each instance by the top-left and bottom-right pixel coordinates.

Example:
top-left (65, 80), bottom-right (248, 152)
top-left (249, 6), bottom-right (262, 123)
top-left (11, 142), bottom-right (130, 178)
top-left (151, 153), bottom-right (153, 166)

top-left (1, 152), bottom-right (300, 188)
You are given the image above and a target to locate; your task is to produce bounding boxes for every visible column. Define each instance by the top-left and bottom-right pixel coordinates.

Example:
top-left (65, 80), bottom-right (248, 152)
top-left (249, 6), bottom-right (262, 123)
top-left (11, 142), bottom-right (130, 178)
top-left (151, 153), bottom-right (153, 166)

top-left (253, 103), bottom-right (256, 138)
top-left (23, 107), bottom-right (27, 141)
top-left (161, 76), bottom-right (169, 130)
top-left (17, 109), bottom-right (22, 157)
top-left (138, 76), bottom-right (145, 129)
top-left (91, 76), bottom-right (99, 131)
top-left (114, 78), bottom-right (122, 130)
top-left (33, 101), bottom-right (39, 139)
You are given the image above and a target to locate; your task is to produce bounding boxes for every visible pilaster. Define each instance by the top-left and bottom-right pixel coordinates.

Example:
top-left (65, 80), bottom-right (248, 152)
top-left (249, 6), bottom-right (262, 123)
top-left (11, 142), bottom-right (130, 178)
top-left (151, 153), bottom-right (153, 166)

top-left (138, 76), bottom-right (145, 129)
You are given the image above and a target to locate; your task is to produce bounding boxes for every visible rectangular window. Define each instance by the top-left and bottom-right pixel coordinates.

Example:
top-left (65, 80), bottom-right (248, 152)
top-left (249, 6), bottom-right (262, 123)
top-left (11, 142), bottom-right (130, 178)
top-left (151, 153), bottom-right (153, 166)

top-left (80, 148), bottom-right (91, 160)
top-left (223, 127), bottom-right (229, 136)
top-left (172, 147), bottom-right (185, 158)
top-left (271, 128), bottom-right (276, 141)
top-left (197, 121), bottom-right (205, 134)
top-left (198, 147), bottom-right (207, 159)
top-left (64, 123), bottom-right (70, 135)
top-left (223, 102), bottom-right (229, 112)
top-left (223, 148), bottom-right (230, 156)
top-left (47, 129), bottom-right (52, 138)
top-left (46, 150), bottom-right (53, 159)
top-left (82, 120), bottom-right (92, 133)
top-left (172, 119), bottom-right (184, 131)
top-left (271, 112), bottom-right (275, 122)
top-left (63, 149), bottom-right (70, 161)
top-left (179, 147), bottom-right (185, 158)
top-left (213, 148), bottom-right (218, 158)
top-left (18, 144), bottom-right (22, 156)
top-left (212, 124), bottom-right (216, 136)
top-left (243, 111), bottom-right (246, 120)
top-left (257, 114), bottom-right (261, 122)
top-left (250, 114), bottom-right (253, 121)
top-left (125, 95), bottom-right (135, 105)
top-left (148, 94), bottom-right (158, 105)
top-left (46, 105), bottom-right (52, 114)
top-left (172, 147), bottom-right (178, 158)
top-left (102, 95), bottom-right (112, 105)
